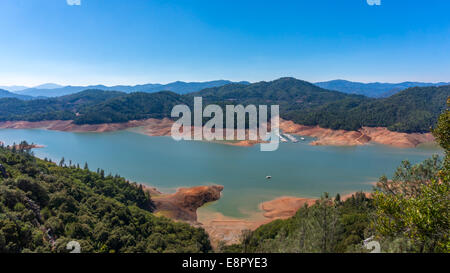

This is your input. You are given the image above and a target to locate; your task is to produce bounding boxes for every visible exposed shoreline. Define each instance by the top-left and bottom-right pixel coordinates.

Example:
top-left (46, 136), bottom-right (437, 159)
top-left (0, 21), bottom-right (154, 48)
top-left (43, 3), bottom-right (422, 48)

top-left (279, 119), bottom-right (435, 148)
top-left (142, 183), bottom-right (371, 247)
top-left (0, 118), bottom-right (435, 148)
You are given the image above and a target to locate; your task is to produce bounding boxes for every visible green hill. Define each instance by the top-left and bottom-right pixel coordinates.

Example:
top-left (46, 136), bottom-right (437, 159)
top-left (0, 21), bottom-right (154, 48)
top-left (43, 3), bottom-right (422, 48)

top-left (0, 144), bottom-right (211, 253)
top-left (285, 85), bottom-right (450, 132)
top-left (0, 78), bottom-right (448, 133)
top-left (191, 77), bottom-right (366, 110)
top-left (0, 89), bottom-right (126, 122)
top-left (74, 91), bottom-right (187, 124)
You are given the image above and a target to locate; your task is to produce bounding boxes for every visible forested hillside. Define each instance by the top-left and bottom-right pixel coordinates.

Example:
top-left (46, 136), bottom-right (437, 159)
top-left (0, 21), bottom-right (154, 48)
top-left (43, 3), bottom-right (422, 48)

top-left (0, 143), bottom-right (211, 253)
top-left (285, 85), bottom-right (450, 132)
top-left (193, 78), bottom-right (448, 132)
top-left (223, 192), bottom-right (375, 253)
top-left (0, 89), bottom-right (125, 122)
top-left (0, 78), bottom-right (448, 133)
top-left (74, 91), bottom-right (187, 124)
top-left (190, 77), bottom-right (361, 107)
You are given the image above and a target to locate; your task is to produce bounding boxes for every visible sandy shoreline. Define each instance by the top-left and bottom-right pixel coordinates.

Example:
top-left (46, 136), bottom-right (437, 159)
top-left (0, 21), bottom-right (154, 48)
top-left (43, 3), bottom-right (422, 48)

top-left (142, 184), bottom-right (319, 246)
top-left (197, 196), bottom-right (318, 246)
top-left (142, 182), bottom-right (372, 247)
top-left (198, 192), bottom-right (373, 246)
top-left (0, 118), bottom-right (435, 148)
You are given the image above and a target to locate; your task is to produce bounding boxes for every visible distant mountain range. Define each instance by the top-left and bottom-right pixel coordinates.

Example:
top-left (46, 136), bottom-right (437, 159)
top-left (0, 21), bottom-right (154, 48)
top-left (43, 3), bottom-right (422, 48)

top-left (1, 77), bottom-right (448, 133)
top-left (10, 80), bottom-right (250, 97)
top-left (0, 85), bottom-right (30, 92)
top-left (2, 79), bottom-right (448, 99)
top-left (0, 89), bottom-right (34, 100)
top-left (0, 83), bottom-right (63, 92)
top-left (314, 80), bottom-right (450, 98)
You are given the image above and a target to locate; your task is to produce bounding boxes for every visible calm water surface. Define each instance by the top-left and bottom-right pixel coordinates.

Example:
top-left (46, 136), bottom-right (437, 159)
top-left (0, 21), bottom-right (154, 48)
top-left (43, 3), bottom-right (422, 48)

top-left (0, 128), bottom-right (442, 218)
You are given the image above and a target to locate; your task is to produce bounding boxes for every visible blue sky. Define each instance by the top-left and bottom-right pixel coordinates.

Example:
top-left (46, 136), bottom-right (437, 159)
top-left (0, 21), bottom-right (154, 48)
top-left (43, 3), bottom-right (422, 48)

top-left (0, 0), bottom-right (449, 86)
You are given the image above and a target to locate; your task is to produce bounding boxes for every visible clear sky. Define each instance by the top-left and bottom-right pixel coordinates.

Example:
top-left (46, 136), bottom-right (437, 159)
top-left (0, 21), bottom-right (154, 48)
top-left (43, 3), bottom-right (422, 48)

top-left (1, 0), bottom-right (449, 86)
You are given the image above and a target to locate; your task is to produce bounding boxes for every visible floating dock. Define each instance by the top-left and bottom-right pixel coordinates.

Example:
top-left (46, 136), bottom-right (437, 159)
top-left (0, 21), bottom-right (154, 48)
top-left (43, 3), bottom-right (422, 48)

top-left (283, 133), bottom-right (298, 143)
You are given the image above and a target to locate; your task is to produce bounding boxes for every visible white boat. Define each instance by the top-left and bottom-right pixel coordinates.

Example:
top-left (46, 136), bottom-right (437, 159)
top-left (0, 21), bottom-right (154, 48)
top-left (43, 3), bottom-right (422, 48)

top-left (266, 176), bottom-right (272, 179)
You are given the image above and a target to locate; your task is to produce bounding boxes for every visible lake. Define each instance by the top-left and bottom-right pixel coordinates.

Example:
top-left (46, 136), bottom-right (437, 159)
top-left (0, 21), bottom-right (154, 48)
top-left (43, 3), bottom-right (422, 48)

top-left (0, 128), bottom-right (443, 219)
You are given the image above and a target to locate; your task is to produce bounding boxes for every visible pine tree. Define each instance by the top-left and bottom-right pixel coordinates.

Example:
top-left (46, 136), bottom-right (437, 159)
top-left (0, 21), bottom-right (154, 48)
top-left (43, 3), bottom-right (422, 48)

top-left (59, 157), bottom-right (65, 167)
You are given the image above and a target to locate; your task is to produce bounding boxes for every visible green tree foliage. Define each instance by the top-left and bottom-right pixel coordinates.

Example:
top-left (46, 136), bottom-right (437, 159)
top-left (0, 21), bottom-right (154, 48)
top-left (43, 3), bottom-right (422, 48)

top-left (222, 192), bottom-right (373, 253)
top-left (74, 91), bottom-right (187, 124)
top-left (433, 97), bottom-right (450, 168)
top-left (0, 144), bottom-right (211, 253)
top-left (373, 100), bottom-right (449, 253)
top-left (0, 90), bottom-right (124, 122)
top-left (373, 160), bottom-right (448, 252)
top-left (284, 85), bottom-right (449, 133)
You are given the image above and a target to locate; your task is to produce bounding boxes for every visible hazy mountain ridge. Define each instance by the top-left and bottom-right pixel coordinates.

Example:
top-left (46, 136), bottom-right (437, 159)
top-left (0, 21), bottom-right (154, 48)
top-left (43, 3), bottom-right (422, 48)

top-left (0, 89), bottom-right (126, 122)
top-left (5, 79), bottom-right (447, 99)
top-left (315, 79), bottom-right (450, 98)
top-left (0, 88), bottom-right (34, 100)
top-left (0, 85), bottom-right (29, 92)
top-left (13, 80), bottom-right (251, 97)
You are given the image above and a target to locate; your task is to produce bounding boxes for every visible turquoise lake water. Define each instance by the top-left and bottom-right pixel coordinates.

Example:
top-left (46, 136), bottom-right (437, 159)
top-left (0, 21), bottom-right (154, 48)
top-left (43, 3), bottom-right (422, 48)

top-left (0, 128), bottom-right (443, 218)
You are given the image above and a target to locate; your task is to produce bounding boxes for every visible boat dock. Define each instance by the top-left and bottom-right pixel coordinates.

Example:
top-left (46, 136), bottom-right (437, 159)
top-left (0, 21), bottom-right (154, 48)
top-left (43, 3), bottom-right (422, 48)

top-left (283, 133), bottom-right (298, 143)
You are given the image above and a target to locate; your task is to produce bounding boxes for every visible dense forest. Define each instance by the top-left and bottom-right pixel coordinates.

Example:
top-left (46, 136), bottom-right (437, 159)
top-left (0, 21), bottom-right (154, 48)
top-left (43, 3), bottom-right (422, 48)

top-left (0, 78), bottom-right (448, 133)
top-left (0, 89), bottom-right (125, 122)
top-left (0, 143), bottom-right (211, 253)
top-left (73, 91), bottom-right (187, 124)
top-left (285, 85), bottom-right (449, 132)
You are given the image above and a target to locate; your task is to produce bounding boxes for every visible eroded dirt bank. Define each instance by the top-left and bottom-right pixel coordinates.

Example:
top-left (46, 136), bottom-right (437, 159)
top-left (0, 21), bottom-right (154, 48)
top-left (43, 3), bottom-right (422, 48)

top-left (197, 196), bottom-right (317, 246)
top-left (141, 183), bottom-right (320, 246)
top-left (0, 118), bottom-right (434, 148)
top-left (0, 118), bottom-right (175, 135)
top-left (198, 192), bottom-right (372, 246)
top-left (144, 183), bottom-right (370, 246)
top-left (279, 119), bottom-right (435, 148)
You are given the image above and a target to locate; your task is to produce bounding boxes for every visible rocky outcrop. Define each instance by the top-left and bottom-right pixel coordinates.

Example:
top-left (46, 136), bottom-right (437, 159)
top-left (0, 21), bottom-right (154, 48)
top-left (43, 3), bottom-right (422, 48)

top-left (153, 185), bottom-right (224, 222)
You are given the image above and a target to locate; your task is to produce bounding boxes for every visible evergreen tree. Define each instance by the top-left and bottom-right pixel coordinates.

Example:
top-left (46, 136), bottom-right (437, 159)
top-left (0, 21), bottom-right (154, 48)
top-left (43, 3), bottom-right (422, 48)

top-left (59, 157), bottom-right (65, 167)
